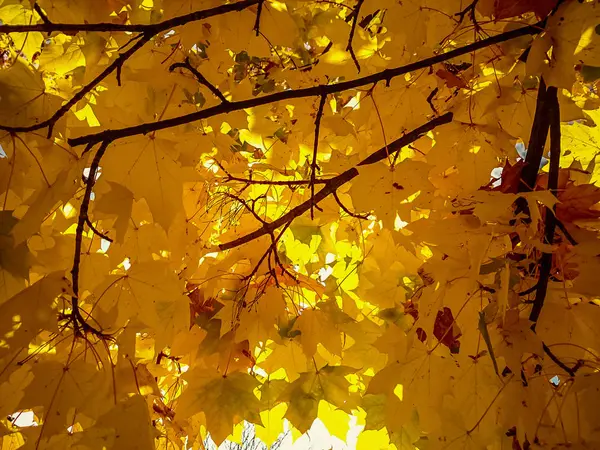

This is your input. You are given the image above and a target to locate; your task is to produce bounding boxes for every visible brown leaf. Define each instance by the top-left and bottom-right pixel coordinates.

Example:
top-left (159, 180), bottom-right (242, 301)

top-left (557, 183), bottom-right (600, 223)
top-left (433, 307), bottom-right (461, 353)
top-left (489, 159), bottom-right (524, 194)
top-left (435, 69), bottom-right (467, 89)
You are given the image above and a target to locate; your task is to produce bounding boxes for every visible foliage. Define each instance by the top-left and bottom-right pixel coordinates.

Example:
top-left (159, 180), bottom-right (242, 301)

top-left (1, 0), bottom-right (600, 449)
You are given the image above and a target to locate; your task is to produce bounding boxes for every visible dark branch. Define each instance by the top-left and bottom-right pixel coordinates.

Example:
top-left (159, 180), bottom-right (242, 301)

top-left (346, 0), bottom-right (365, 73)
top-left (218, 112), bottom-right (453, 251)
top-left (0, 34), bottom-right (151, 136)
top-left (68, 21), bottom-right (544, 147)
top-left (520, 80), bottom-right (557, 195)
top-left (253, 0), bottom-right (265, 36)
top-left (70, 141), bottom-right (111, 337)
top-left (455, 0), bottom-right (478, 25)
top-left (33, 3), bottom-right (52, 25)
top-left (542, 342), bottom-right (576, 377)
top-left (85, 217), bottom-right (113, 243)
top-left (555, 218), bottom-right (578, 246)
top-left (513, 80), bottom-right (555, 222)
top-left (311, 94), bottom-right (327, 219)
top-left (222, 192), bottom-right (267, 225)
top-left (169, 58), bottom-right (228, 103)
top-left (518, 284), bottom-right (538, 297)
top-left (0, 0), bottom-right (260, 34)
top-left (333, 191), bottom-right (369, 219)
top-left (529, 87), bottom-right (559, 328)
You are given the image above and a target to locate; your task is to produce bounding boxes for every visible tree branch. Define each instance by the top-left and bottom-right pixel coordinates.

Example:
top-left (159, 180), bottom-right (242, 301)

top-left (543, 342), bottom-right (576, 377)
top-left (513, 79), bottom-right (555, 223)
top-left (0, 34), bottom-right (151, 136)
top-left (529, 87), bottom-right (559, 327)
top-left (455, 0), bottom-right (478, 25)
top-left (218, 112), bottom-right (453, 251)
top-left (333, 191), bottom-right (369, 219)
top-left (520, 80), bottom-right (556, 194)
top-left (169, 58), bottom-right (228, 103)
top-left (0, 1), bottom-right (262, 137)
top-left (70, 141), bottom-right (111, 337)
top-left (33, 3), bottom-right (52, 25)
top-left (85, 217), bottom-right (113, 243)
top-left (346, 0), bottom-right (365, 73)
top-left (0, 0), bottom-right (260, 34)
top-left (68, 20), bottom-right (544, 147)
top-left (311, 93), bottom-right (327, 219)
top-left (253, 0), bottom-right (265, 36)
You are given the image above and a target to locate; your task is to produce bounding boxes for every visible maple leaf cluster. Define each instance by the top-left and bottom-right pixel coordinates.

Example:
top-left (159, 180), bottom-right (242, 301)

top-left (1, 0), bottom-right (600, 449)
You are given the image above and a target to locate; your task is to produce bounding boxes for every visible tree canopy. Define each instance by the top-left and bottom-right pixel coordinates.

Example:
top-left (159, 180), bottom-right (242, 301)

top-left (1, 0), bottom-right (600, 448)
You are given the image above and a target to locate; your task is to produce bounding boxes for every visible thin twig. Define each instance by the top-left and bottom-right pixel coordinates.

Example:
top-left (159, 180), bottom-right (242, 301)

top-left (311, 94), bottom-right (327, 219)
top-left (222, 176), bottom-right (330, 186)
top-left (85, 217), bottom-right (113, 243)
top-left (0, 34), bottom-right (150, 137)
top-left (542, 342), bottom-right (576, 377)
top-left (218, 112), bottom-right (453, 251)
top-left (223, 192), bottom-right (267, 225)
top-left (253, 0), bottom-right (265, 36)
top-left (68, 20), bottom-right (544, 147)
top-left (346, 0), bottom-right (365, 73)
top-left (333, 191), bottom-right (369, 219)
top-left (169, 58), bottom-right (229, 103)
top-left (0, 1), bottom-right (263, 136)
top-left (518, 284), bottom-right (538, 297)
top-left (455, 0), bottom-right (478, 25)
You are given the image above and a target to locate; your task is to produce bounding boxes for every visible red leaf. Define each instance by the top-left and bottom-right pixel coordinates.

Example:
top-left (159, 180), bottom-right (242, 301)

top-left (433, 307), bottom-right (461, 353)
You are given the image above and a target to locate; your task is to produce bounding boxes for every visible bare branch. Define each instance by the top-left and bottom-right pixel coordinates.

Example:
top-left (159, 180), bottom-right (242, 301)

top-left (0, 0), bottom-right (260, 34)
top-left (0, 1), bottom-right (263, 137)
top-left (520, 80), bottom-right (556, 195)
top-left (346, 0), bottom-right (365, 73)
top-left (218, 112), bottom-right (453, 251)
top-left (68, 21), bottom-right (544, 147)
top-left (222, 192), bottom-right (267, 225)
top-left (311, 94), bottom-right (327, 219)
top-left (70, 141), bottom-right (111, 338)
top-left (333, 191), bottom-right (369, 219)
top-left (543, 342), bottom-right (576, 377)
top-left (555, 218), bottom-right (577, 246)
top-left (253, 0), bottom-right (265, 36)
top-left (455, 0), bottom-right (478, 25)
top-left (33, 3), bottom-right (52, 25)
top-left (85, 217), bottom-right (113, 243)
top-left (529, 86), bottom-right (559, 328)
top-left (0, 34), bottom-right (151, 136)
top-left (169, 58), bottom-right (228, 103)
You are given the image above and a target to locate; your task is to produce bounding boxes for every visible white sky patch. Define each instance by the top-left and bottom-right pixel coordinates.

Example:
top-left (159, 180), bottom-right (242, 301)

top-left (10, 410), bottom-right (37, 427)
